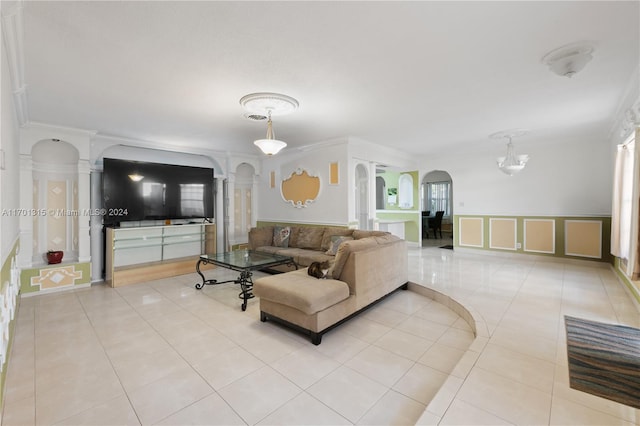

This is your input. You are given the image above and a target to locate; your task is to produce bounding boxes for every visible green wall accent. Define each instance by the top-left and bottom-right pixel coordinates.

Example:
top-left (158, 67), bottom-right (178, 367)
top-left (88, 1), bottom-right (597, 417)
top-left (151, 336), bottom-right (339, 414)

top-left (375, 170), bottom-right (420, 243)
top-left (377, 170), bottom-right (419, 211)
top-left (1, 240), bottom-right (20, 416)
top-left (20, 261), bottom-right (91, 294)
top-left (613, 258), bottom-right (640, 305)
top-left (453, 215), bottom-right (613, 263)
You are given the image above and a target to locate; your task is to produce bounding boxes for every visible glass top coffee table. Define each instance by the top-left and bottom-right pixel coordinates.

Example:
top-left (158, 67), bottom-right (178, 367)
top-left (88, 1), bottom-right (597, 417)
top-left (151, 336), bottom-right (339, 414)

top-left (195, 250), bottom-right (297, 311)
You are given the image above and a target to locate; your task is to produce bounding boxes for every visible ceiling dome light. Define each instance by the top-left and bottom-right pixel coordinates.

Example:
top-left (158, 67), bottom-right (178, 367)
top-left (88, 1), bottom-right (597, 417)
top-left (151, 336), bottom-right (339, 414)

top-left (542, 42), bottom-right (594, 78)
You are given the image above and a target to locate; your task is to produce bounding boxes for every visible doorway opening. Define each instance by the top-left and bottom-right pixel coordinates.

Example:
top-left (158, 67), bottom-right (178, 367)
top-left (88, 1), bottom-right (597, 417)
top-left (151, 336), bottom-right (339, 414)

top-left (421, 170), bottom-right (454, 248)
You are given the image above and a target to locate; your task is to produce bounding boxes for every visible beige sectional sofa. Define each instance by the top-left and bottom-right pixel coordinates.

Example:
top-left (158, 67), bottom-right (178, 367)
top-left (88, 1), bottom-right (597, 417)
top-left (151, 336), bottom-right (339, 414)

top-left (248, 225), bottom-right (360, 270)
top-left (251, 225), bottom-right (408, 344)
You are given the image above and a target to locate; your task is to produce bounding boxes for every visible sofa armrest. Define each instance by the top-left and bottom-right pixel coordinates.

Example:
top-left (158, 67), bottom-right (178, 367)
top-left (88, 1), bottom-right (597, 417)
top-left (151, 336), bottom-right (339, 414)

top-left (339, 239), bottom-right (408, 297)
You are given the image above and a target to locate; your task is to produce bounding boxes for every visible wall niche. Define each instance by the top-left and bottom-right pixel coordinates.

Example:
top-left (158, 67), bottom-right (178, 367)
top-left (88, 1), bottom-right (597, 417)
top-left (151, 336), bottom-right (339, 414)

top-left (31, 139), bottom-right (80, 264)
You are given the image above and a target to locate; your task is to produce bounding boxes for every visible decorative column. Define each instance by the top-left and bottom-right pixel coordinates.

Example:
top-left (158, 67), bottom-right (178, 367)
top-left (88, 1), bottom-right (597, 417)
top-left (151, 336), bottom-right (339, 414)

top-left (251, 174), bottom-right (259, 229)
top-left (89, 170), bottom-right (103, 282)
top-left (227, 172), bottom-right (236, 247)
top-left (369, 162), bottom-right (377, 230)
top-left (215, 178), bottom-right (225, 253)
top-left (77, 159), bottom-right (91, 263)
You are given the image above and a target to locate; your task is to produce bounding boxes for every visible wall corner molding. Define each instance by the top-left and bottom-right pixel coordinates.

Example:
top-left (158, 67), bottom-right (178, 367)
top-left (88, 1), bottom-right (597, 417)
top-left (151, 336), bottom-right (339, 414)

top-left (2, 1), bottom-right (28, 125)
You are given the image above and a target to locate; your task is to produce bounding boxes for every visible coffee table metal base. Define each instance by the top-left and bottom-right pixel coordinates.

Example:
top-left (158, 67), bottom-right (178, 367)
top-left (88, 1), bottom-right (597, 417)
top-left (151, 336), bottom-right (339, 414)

top-left (194, 251), bottom-right (296, 311)
top-left (195, 261), bottom-right (254, 311)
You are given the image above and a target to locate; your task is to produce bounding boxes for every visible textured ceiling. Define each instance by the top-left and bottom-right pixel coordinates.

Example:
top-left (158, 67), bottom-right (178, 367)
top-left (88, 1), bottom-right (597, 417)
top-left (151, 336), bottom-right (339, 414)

top-left (16, 1), bottom-right (640, 156)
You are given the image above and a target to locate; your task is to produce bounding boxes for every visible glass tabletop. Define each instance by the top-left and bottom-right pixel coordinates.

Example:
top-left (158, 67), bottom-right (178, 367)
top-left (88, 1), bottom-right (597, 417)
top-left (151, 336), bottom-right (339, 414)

top-left (200, 250), bottom-right (293, 269)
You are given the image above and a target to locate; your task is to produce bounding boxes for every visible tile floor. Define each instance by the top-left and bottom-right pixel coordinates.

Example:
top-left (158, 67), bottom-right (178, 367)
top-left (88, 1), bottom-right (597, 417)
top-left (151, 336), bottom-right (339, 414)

top-left (2, 246), bottom-right (639, 425)
top-left (410, 247), bottom-right (640, 425)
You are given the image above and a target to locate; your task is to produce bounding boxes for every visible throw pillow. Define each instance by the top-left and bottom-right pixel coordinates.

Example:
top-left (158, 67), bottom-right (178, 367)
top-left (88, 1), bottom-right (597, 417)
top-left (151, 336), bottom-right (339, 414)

top-left (273, 226), bottom-right (291, 248)
top-left (326, 235), bottom-right (354, 255)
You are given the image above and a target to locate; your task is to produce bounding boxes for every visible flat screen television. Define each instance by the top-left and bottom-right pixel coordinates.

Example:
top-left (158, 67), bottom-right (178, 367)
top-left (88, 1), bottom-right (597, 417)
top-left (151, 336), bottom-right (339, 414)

top-left (102, 158), bottom-right (215, 225)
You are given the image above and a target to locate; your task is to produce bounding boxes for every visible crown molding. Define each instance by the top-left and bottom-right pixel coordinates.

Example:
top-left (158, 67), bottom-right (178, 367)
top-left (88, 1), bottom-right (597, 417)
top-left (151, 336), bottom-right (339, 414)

top-left (1, 0), bottom-right (28, 125)
top-left (24, 121), bottom-right (98, 138)
top-left (609, 63), bottom-right (640, 143)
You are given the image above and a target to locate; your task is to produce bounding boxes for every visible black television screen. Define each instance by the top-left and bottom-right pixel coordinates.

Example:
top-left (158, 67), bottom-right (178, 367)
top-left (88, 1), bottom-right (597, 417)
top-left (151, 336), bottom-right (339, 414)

top-left (102, 158), bottom-right (214, 225)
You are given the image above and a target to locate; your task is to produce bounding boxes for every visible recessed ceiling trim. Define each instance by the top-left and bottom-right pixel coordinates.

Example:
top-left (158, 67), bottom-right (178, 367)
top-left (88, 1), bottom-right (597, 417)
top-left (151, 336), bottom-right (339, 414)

top-left (239, 92), bottom-right (299, 116)
top-left (489, 129), bottom-right (530, 140)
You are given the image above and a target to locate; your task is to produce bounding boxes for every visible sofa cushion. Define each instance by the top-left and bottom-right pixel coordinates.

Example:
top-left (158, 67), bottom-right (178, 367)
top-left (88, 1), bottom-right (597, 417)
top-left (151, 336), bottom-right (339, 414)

top-left (320, 227), bottom-right (354, 251)
top-left (254, 269), bottom-right (349, 315)
top-left (271, 248), bottom-right (334, 267)
top-left (288, 227), bottom-right (301, 247)
top-left (254, 246), bottom-right (282, 255)
top-left (273, 226), bottom-right (291, 247)
top-left (249, 226), bottom-right (274, 249)
top-left (292, 227), bottom-right (325, 249)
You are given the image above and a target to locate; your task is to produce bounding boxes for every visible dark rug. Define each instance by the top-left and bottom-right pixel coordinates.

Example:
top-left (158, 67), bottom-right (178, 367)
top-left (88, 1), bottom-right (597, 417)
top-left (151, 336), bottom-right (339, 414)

top-left (565, 315), bottom-right (640, 409)
top-left (439, 245), bottom-right (454, 250)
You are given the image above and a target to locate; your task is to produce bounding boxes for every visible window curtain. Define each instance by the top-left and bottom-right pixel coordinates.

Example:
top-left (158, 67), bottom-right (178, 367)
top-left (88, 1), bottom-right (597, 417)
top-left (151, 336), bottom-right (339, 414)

top-left (611, 140), bottom-right (635, 267)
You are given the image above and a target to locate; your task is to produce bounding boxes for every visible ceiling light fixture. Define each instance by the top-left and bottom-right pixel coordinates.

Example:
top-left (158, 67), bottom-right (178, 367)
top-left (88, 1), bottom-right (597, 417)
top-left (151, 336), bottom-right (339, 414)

top-left (542, 42), bottom-right (594, 78)
top-left (240, 92), bottom-right (299, 155)
top-left (490, 129), bottom-right (530, 176)
top-left (253, 111), bottom-right (287, 156)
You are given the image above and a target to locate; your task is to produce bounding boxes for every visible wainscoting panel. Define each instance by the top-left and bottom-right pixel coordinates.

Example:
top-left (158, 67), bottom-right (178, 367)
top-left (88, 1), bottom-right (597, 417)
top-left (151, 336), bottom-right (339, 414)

top-left (524, 219), bottom-right (555, 254)
top-left (565, 220), bottom-right (602, 259)
top-left (454, 215), bottom-right (611, 263)
top-left (489, 218), bottom-right (517, 250)
top-left (459, 217), bottom-right (483, 248)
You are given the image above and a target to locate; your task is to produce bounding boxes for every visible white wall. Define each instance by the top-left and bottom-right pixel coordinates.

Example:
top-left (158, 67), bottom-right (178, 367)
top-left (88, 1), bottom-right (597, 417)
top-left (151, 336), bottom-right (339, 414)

top-left (1, 30), bottom-right (21, 260)
top-left (258, 140), bottom-right (350, 225)
top-left (425, 134), bottom-right (612, 217)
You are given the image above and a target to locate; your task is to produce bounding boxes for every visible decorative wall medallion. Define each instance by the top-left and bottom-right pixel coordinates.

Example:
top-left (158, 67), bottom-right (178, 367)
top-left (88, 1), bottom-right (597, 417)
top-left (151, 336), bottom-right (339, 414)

top-left (281, 168), bottom-right (321, 208)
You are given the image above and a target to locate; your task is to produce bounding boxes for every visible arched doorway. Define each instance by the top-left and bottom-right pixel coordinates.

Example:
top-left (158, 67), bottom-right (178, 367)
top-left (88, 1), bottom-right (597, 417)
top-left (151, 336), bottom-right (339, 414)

top-left (421, 170), bottom-right (453, 247)
top-left (355, 164), bottom-right (369, 229)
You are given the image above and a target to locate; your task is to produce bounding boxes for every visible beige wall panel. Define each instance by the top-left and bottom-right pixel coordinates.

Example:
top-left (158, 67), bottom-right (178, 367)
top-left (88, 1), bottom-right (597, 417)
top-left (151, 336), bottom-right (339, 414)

top-left (490, 218), bottom-right (516, 250)
top-left (330, 162), bottom-right (339, 185)
top-left (459, 217), bottom-right (483, 247)
top-left (245, 189), bottom-right (252, 233)
top-left (234, 189), bottom-right (242, 235)
top-left (33, 180), bottom-right (39, 253)
top-left (565, 220), bottom-right (602, 259)
top-left (47, 181), bottom-right (66, 251)
top-left (524, 219), bottom-right (555, 253)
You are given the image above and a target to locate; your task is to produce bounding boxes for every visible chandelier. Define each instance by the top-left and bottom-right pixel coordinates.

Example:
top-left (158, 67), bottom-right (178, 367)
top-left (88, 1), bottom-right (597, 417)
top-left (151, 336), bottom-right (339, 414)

top-left (239, 92), bottom-right (299, 155)
top-left (253, 111), bottom-right (285, 155)
top-left (491, 130), bottom-right (530, 176)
